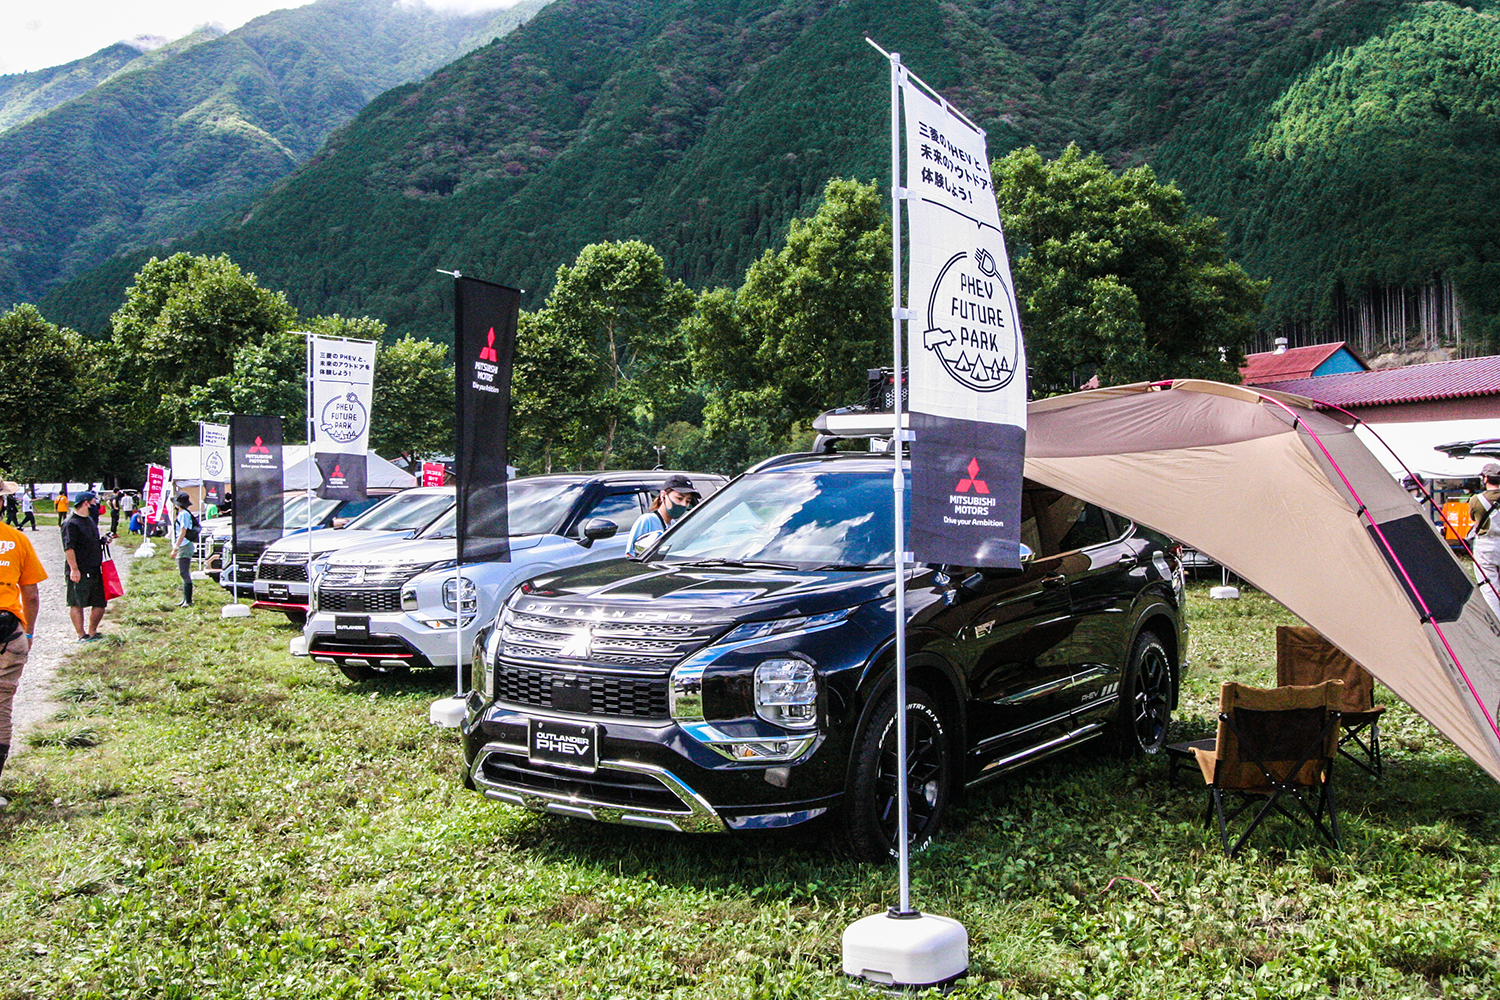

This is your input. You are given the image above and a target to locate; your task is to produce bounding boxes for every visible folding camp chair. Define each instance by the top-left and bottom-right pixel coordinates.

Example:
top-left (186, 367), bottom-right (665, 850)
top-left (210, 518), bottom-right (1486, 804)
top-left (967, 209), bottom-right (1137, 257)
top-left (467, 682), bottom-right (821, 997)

top-left (1276, 625), bottom-right (1386, 777)
top-left (1193, 680), bottom-right (1343, 857)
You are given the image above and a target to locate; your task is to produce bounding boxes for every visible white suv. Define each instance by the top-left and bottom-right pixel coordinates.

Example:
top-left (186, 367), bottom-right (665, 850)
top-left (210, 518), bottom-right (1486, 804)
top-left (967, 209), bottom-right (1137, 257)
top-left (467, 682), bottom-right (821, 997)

top-left (303, 471), bottom-right (725, 683)
top-left (252, 487), bottom-right (455, 622)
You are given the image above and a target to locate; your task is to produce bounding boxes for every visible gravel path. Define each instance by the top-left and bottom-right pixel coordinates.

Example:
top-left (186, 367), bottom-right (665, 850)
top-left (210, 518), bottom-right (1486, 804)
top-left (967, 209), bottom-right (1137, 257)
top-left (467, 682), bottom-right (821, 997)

top-left (9, 523), bottom-right (135, 757)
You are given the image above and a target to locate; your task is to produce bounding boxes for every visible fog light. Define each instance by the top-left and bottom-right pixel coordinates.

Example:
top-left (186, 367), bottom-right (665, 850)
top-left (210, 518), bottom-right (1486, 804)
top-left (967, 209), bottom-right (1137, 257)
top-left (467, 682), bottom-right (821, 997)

top-left (754, 659), bottom-right (817, 730)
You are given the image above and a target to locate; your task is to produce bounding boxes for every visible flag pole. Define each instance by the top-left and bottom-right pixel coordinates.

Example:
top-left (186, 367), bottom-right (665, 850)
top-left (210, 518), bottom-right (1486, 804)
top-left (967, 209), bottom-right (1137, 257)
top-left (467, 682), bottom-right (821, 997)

top-left (842, 37), bottom-right (969, 992)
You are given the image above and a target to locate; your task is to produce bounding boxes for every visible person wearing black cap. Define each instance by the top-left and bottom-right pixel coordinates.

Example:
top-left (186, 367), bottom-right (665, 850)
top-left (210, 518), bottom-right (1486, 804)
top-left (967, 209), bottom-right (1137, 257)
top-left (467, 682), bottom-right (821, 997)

top-left (170, 493), bottom-right (199, 607)
top-left (62, 491), bottom-right (108, 641)
top-left (627, 474), bottom-right (698, 555)
top-left (1470, 463), bottom-right (1500, 620)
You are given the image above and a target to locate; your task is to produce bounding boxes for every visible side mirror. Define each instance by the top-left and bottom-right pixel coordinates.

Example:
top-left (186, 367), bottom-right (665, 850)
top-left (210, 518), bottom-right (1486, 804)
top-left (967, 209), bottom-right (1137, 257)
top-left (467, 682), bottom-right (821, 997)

top-left (578, 517), bottom-right (619, 548)
top-left (630, 528), bottom-right (664, 556)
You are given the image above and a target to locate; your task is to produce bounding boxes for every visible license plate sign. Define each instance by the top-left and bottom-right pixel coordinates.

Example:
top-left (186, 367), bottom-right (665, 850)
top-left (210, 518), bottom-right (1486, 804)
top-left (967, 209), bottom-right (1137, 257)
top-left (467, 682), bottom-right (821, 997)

top-left (528, 718), bottom-right (598, 772)
top-left (267, 583), bottom-right (291, 602)
top-left (334, 615), bottom-right (369, 641)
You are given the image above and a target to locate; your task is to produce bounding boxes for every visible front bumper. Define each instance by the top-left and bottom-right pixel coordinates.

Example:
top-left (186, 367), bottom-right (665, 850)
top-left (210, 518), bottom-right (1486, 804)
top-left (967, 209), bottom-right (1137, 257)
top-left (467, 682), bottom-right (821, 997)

top-left (463, 697), bottom-right (841, 834)
top-left (305, 610), bottom-right (479, 669)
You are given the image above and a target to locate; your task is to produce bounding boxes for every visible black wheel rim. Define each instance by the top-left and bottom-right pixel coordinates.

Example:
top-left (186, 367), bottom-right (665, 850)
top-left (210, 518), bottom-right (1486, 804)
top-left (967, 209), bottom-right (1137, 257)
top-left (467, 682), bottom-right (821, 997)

top-left (1133, 644), bottom-right (1171, 752)
top-left (875, 705), bottom-right (947, 851)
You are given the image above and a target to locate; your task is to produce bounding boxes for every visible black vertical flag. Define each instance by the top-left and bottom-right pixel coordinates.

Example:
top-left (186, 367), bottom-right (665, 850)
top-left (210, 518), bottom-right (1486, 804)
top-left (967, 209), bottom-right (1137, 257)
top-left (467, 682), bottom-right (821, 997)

top-left (455, 276), bottom-right (520, 565)
top-left (230, 415), bottom-right (285, 557)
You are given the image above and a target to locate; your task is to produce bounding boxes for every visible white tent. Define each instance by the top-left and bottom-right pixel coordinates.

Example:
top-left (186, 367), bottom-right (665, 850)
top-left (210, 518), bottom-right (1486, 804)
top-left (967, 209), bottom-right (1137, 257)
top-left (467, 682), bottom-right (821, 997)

top-left (165, 446), bottom-right (416, 490)
top-left (280, 446), bottom-right (416, 491)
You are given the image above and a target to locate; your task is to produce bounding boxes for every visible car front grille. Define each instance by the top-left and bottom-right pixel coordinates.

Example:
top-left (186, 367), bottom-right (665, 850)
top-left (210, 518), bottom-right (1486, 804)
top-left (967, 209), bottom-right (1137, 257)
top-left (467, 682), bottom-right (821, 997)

top-left (499, 608), bottom-right (723, 668)
top-left (495, 664), bottom-right (670, 719)
top-left (257, 562), bottom-right (308, 582)
top-left (318, 588), bottom-right (403, 613)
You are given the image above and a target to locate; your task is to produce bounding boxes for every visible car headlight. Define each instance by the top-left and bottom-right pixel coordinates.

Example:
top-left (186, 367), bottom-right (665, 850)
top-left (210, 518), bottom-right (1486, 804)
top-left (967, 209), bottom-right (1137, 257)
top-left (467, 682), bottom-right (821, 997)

top-left (443, 577), bottom-right (477, 614)
top-left (719, 608), bottom-right (852, 645)
top-left (754, 658), bottom-right (818, 729)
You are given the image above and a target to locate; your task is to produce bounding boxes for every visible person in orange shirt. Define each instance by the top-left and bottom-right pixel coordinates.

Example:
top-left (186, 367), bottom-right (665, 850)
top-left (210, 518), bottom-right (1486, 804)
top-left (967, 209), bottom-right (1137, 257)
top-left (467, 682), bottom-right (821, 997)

top-left (0, 521), bottom-right (47, 806)
top-left (53, 492), bottom-right (68, 517)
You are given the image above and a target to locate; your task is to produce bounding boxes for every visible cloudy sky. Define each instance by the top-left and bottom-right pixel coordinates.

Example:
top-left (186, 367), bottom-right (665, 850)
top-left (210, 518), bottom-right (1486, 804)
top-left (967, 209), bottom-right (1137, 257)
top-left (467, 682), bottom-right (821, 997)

top-left (0, 0), bottom-right (519, 76)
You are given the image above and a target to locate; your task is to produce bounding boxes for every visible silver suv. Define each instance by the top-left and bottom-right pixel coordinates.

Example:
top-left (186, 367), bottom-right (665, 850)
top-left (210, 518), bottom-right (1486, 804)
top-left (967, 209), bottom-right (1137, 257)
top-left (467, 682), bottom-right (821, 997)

top-left (252, 487), bottom-right (455, 622)
top-left (304, 471), bottom-right (725, 683)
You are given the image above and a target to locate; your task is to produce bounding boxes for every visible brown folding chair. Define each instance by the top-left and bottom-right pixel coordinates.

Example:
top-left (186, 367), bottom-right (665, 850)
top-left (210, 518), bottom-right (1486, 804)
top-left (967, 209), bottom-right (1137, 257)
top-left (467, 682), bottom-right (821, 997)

top-left (1276, 625), bottom-right (1386, 777)
top-left (1193, 680), bottom-right (1343, 857)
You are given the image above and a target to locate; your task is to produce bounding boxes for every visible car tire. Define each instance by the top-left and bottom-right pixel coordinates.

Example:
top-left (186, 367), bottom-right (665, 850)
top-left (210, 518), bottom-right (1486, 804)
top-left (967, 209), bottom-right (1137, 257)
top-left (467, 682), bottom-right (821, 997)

top-left (335, 660), bottom-right (410, 683)
top-left (284, 610), bottom-right (307, 626)
top-left (839, 684), bottom-right (953, 862)
top-left (1111, 630), bottom-right (1172, 757)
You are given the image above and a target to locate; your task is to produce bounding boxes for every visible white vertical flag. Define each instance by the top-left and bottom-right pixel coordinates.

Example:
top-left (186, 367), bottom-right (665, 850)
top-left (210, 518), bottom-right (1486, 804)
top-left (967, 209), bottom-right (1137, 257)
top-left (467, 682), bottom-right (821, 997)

top-left (307, 334), bottom-right (378, 500)
top-left (902, 77), bottom-right (1027, 569)
top-left (199, 421), bottom-right (229, 506)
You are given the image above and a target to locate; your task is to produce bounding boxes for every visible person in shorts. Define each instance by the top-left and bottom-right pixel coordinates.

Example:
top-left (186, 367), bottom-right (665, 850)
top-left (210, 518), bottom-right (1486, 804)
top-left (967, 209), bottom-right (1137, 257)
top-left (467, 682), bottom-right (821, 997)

top-left (62, 491), bottom-right (108, 641)
top-left (0, 519), bottom-right (46, 806)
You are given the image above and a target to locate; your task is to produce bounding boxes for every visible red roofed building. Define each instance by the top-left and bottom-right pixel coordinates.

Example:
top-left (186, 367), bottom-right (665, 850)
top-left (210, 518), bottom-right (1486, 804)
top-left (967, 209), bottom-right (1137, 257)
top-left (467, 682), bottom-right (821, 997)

top-left (1252, 355), bottom-right (1500, 479)
top-left (1240, 340), bottom-right (1368, 385)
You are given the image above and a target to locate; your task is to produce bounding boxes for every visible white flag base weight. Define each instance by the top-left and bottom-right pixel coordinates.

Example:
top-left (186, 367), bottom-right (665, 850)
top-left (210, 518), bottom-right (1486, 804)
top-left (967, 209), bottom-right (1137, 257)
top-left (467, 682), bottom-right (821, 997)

top-left (288, 636), bottom-right (308, 657)
top-left (429, 696), bottom-right (465, 729)
top-left (842, 910), bottom-right (967, 991)
top-left (1210, 585), bottom-right (1241, 600)
top-left (220, 603), bottom-right (251, 618)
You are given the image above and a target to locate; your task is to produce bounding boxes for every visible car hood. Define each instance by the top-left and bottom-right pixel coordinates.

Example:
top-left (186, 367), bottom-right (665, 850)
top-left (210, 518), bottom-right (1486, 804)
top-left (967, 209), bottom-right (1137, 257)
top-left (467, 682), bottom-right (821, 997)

top-left (516, 558), bottom-right (897, 622)
top-left (329, 532), bottom-right (547, 567)
top-left (262, 528), bottom-right (406, 558)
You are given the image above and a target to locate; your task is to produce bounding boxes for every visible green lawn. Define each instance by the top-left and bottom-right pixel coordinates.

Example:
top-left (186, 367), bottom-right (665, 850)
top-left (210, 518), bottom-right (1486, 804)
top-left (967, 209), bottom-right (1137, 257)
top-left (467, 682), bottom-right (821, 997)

top-left (2, 557), bottom-right (1497, 998)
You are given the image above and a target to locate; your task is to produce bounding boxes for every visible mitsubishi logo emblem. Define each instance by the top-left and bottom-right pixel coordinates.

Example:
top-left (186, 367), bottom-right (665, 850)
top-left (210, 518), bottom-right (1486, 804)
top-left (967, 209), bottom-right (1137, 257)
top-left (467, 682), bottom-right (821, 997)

top-left (249, 436), bottom-right (271, 454)
top-left (955, 458), bottom-right (990, 494)
top-left (558, 625), bottom-right (594, 659)
top-left (479, 327), bottom-right (499, 362)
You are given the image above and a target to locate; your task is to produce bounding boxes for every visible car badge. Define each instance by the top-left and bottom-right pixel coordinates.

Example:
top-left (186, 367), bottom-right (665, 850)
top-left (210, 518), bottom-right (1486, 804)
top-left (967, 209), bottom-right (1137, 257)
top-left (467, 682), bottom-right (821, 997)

top-left (559, 626), bottom-right (594, 659)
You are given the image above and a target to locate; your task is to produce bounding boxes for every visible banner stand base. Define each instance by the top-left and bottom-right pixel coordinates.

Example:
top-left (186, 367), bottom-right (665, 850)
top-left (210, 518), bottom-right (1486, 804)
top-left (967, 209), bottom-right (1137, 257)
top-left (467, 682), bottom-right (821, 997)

top-left (289, 636), bottom-right (308, 657)
top-left (429, 696), bottom-right (465, 728)
top-left (842, 910), bottom-right (968, 991)
top-left (220, 604), bottom-right (251, 618)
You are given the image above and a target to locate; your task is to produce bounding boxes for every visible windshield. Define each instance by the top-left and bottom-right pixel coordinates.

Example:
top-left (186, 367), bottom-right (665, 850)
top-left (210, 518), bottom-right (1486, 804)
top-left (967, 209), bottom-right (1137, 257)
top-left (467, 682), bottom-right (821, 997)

top-left (420, 481), bottom-right (584, 539)
top-left (655, 469), bottom-right (905, 568)
top-left (282, 495), bottom-right (341, 528)
top-left (345, 490), bottom-right (453, 532)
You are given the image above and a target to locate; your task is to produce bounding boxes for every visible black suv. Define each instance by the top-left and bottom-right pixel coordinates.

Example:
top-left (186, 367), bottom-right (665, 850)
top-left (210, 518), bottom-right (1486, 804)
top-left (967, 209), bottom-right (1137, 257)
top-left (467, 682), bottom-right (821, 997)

top-left (461, 452), bottom-right (1186, 859)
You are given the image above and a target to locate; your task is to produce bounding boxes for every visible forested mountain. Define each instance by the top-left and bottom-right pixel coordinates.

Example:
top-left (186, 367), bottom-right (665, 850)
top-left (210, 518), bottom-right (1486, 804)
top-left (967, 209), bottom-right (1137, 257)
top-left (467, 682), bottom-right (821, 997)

top-left (0, 33), bottom-right (220, 132)
top-left (34, 0), bottom-right (1500, 351)
top-left (0, 0), bottom-right (551, 306)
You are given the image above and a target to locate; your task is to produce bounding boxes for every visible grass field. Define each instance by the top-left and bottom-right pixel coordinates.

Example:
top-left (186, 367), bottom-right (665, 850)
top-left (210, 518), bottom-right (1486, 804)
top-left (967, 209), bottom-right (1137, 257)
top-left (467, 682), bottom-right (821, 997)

top-left (2, 554), bottom-right (1497, 998)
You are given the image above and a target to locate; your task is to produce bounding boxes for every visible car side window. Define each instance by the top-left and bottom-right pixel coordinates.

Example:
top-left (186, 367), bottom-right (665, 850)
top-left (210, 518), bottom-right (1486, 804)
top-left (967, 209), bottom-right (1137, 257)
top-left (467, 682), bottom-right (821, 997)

top-left (1026, 486), bottom-right (1121, 555)
top-left (578, 490), bottom-right (645, 531)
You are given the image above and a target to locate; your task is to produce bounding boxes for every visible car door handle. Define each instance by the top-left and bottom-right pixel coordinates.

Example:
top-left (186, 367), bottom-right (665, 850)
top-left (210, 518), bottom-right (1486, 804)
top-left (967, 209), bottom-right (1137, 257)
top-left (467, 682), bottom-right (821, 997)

top-left (1041, 573), bottom-right (1067, 590)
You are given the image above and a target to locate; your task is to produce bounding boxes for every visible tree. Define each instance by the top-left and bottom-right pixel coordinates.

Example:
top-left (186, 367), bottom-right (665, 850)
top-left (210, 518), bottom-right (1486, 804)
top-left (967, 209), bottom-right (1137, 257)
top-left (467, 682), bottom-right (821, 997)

top-left (690, 178), bottom-right (890, 454)
top-left (530, 241), bottom-right (695, 468)
top-left (371, 336), bottom-right (453, 466)
top-left (510, 311), bottom-right (603, 474)
top-left (0, 304), bottom-right (91, 480)
top-left (111, 253), bottom-right (295, 433)
top-left (186, 330), bottom-right (308, 438)
top-left (993, 146), bottom-right (1265, 395)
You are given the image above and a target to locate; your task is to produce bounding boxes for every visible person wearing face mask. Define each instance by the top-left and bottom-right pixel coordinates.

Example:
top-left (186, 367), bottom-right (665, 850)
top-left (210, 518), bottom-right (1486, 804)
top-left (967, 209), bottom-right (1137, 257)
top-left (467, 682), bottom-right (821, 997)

top-left (627, 474), bottom-right (698, 556)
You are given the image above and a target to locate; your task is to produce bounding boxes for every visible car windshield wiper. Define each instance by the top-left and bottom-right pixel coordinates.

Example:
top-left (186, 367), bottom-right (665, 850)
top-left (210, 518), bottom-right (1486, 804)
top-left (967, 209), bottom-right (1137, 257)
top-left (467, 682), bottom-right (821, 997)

top-left (678, 557), bottom-right (800, 570)
top-left (812, 562), bottom-right (882, 572)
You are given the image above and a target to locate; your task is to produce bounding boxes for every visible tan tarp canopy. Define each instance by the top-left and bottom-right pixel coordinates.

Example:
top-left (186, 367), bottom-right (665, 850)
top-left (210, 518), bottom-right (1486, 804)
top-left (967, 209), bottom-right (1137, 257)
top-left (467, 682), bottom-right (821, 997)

top-left (1024, 380), bottom-right (1500, 782)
